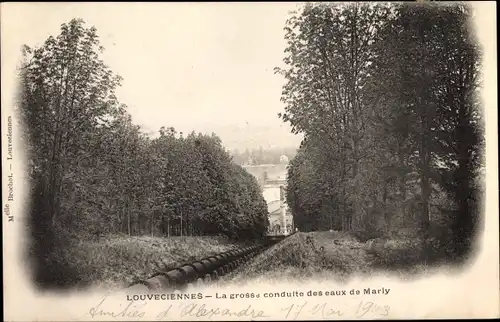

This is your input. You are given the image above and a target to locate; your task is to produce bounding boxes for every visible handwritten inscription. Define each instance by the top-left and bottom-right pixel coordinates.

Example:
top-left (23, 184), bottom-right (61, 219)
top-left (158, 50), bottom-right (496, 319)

top-left (89, 297), bottom-right (147, 319)
top-left (178, 303), bottom-right (268, 319)
top-left (85, 294), bottom-right (391, 320)
top-left (282, 301), bottom-right (390, 320)
top-left (310, 302), bottom-right (344, 319)
top-left (87, 297), bottom-right (270, 320)
top-left (356, 301), bottom-right (390, 318)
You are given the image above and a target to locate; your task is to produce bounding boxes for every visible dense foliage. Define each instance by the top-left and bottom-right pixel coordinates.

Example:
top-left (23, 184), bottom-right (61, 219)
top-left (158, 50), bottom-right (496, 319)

top-left (278, 3), bottom-right (483, 261)
top-left (17, 19), bottom-right (269, 287)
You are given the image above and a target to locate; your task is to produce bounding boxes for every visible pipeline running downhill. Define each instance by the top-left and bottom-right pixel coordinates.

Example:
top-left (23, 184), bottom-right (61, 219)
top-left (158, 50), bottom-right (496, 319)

top-left (123, 234), bottom-right (294, 294)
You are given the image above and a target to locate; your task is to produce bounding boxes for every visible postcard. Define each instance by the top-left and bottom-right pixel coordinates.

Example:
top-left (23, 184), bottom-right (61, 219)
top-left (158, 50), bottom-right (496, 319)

top-left (2, 2), bottom-right (499, 321)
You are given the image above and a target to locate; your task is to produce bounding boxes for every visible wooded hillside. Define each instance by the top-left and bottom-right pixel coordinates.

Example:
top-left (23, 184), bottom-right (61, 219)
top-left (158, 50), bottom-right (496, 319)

top-left (278, 3), bottom-right (484, 262)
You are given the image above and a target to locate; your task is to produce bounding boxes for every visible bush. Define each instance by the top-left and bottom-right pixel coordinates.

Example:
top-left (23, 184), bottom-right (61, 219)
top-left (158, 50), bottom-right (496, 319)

top-left (367, 238), bottom-right (426, 268)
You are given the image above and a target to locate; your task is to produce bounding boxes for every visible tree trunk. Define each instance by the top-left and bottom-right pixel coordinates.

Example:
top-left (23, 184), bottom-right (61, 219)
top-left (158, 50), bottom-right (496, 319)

top-left (397, 140), bottom-right (407, 227)
top-left (453, 108), bottom-right (474, 256)
top-left (127, 206), bottom-right (131, 236)
top-left (383, 180), bottom-right (391, 229)
top-left (151, 211), bottom-right (155, 237)
top-left (125, 197), bottom-right (131, 236)
top-left (180, 213), bottom-right (183, 237)
top-left (453, 55), bottom-right (476, 253)
top-left (352, 138), bottom-right (360, 231)
top-left (340, 139), bottom-right (348, 231)
top-left (419, 155), bottom-right (431, 235)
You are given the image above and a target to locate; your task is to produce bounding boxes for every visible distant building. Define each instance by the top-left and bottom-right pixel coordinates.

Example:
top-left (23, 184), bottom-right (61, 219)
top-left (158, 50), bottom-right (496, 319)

top-left (242, 157), bottom-right (294, 235)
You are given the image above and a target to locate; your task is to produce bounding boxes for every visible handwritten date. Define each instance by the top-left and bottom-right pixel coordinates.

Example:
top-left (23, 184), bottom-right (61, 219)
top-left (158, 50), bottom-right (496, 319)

top-left (282, 301), bottom-right (390, 320)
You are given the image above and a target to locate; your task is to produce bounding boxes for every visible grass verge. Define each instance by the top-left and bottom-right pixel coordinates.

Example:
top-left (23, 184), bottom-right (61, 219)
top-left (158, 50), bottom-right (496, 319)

top-left (51, 234), bottom-right (247, 291)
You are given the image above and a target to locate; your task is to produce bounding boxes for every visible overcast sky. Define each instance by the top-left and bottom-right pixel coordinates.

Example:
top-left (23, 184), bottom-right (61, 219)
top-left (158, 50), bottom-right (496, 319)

top-left (3, 2), bottom-right (304, 150)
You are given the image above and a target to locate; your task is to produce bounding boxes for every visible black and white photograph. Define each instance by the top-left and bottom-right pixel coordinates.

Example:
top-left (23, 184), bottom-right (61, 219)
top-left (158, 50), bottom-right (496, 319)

top-left (2, 1), bottom-right (498, 321)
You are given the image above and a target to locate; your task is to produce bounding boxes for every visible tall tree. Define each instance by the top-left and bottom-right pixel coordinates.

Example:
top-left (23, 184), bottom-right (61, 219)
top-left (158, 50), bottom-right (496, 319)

top-left (20, 18), bottom-right (123, 227)
top-left (277, 3), bottom-right (392, 231)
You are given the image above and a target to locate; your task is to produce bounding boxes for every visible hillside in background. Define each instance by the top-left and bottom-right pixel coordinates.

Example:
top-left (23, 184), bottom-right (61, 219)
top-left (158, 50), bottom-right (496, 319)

top-left (138, 122), bottom-right (303, 153)
top-left (231, 145), bottom-right (298, 166)
top-left (216, 123), bottom-right (302, 151)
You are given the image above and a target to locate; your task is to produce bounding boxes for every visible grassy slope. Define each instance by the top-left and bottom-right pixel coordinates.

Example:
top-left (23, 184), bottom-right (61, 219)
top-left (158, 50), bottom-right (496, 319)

top-left (63, 235), bottom-right (247, 291)
top-left (223, 231), bottom-right (434, 285)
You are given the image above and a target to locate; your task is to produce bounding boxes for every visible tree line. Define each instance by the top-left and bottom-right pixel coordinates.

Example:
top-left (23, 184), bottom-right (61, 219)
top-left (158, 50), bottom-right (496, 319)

top-left (278, 3), bottom-right (483, 260)
top-left (18, 18), bottom-right (269, 245)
